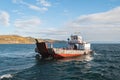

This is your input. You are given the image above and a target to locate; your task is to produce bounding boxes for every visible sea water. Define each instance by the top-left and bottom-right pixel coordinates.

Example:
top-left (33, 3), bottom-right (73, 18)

top-left (0, 43), bottom-right (120, 80)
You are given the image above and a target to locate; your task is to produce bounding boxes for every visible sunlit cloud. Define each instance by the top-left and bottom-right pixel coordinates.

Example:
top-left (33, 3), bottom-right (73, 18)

top-left (37, 0), bottom-right (51, 7)
top-left (12, 0), bottom-right (50, 12)
top-left (65, 6), bottom-right (120, 41)
top-left (0, 11), bottom-right (10, 26)
top-left (29, 4), bottom-right (48, 12)
top-left (12, 10), bottom-right (24, 15)
top-left (14, 17), bottom-right (41, 28)
top-left (14, 27), bottom-right (68, 40)
top-left (68, 6), bottom-right (120, 27)
top-left (12, 0), bottom-right (23, 4)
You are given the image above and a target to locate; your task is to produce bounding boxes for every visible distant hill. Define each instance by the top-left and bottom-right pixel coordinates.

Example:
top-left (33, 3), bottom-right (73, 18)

top-left (0, 35), bottom-right (63, 44)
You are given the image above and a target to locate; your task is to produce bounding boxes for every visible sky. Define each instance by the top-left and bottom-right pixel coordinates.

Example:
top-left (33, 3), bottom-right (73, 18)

top-left (0, 0), bottom-right (120, 42)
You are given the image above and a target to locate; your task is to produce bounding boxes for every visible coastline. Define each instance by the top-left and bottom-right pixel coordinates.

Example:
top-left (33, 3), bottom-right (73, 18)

top-left (0, 35), bottom-right (65, 44)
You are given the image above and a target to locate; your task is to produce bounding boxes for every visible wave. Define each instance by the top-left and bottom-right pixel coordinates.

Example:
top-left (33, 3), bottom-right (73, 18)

top-left (84, 55), bottom-right (93, 62)
top-left (0, 74), bottom-right (13, 80)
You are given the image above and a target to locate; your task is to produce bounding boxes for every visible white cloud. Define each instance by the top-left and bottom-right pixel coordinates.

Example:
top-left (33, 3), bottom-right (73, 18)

top-left (66, 6), bottom-right (120, 42)
top-left (25, 28), bottom-right (68, 40)
top-left (12, 0), bottom-right (49, 12)
top-left (12, 10), bottom-right (24, 15)
top-left (14, 17), bottom-right (41, 28)
top-left (29, 5), bottom-right (41, 10)
top-left (12, 0), bottom-right (19, 3)
top-left (37, 0), bottom-right (51, 7)
top-left (69, 7), bottom-right (120, 27)
top-left (0, 11), bottom-right (10, 26)
top-left (29, 4), bottom-right (48, 12)
top-left (12, 0), bottom-right (23, 4)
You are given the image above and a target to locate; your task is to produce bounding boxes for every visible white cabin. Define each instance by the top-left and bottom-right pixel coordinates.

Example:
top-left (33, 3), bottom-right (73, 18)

top-left (68, 35), bottom-right (91, 50)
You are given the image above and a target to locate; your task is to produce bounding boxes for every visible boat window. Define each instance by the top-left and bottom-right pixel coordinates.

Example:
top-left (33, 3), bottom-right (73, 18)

top-left (73, 36), bottom-right (78, 40)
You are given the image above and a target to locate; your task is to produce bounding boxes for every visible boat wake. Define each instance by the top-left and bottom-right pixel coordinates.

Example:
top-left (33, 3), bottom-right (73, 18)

top-left (84, 54), bottom-right (93, 61)
top-left (0, 74), bottom-right (13, 80)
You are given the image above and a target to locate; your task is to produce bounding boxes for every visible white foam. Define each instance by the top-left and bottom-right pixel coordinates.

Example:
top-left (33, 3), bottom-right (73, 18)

top-left (0, 74), bottom-right (13, 79)
top-left (85, 55), bottom-right (93, 61)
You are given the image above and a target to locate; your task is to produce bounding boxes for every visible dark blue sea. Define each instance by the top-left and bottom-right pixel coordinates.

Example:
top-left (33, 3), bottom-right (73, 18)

top-left (0, 43), bottom-right (120, 80)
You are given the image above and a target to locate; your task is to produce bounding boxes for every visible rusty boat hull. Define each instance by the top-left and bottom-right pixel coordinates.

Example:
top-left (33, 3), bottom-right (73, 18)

top-left (35, 41), bottom-right (93, 59)
top-left (49, 48), bottom-right (92, 59)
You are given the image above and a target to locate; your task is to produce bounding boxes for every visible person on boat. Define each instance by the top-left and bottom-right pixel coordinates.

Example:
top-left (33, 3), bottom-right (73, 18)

top-left (73, 44), bottom-right (77, 50)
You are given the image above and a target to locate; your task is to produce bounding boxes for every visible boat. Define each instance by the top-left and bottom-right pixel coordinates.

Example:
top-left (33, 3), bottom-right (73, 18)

top-left (35, 34), bottom-right (93, 59)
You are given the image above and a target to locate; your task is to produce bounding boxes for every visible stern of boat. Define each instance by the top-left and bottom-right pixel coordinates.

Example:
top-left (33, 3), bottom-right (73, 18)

top-left (35, 39), bottom-right (53, 59)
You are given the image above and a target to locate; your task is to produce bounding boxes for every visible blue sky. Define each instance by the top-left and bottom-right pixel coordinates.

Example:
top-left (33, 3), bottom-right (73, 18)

top-left (0, 0), bottom-right (120, 42)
